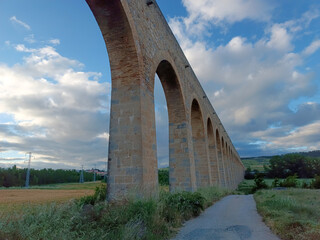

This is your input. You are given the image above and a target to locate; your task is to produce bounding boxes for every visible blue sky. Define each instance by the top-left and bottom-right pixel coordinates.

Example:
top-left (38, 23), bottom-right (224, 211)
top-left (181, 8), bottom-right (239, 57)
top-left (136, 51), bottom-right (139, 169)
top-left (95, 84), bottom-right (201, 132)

top-left (0, 0), bottom-right (319, 170)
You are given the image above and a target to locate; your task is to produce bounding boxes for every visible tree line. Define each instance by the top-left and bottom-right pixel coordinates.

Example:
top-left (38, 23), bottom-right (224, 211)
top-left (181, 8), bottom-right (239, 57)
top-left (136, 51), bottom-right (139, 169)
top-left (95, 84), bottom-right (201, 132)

top-left (245, 153), bottom-right (320, 179)
top-left (0, 165), bottom-right (102, 188)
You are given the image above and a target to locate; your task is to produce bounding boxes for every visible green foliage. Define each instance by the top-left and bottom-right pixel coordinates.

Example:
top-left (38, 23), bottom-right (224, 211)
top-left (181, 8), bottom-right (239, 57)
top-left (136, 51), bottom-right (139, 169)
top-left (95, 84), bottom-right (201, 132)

top-left (161, 191), bottom-right (205, 222)
top-left (0, 166), bottom-right (102, 188)
top-left (0, 186), bottom-right (229, 240)
top-left (280, 174), bottom-right (298, 188)
top-left (267, 154), bottom-right (320, 178)
top-left (311, 175), bottom-right (320, 189)
top-left (251, 173), bottom-right (268, 193)
top-left (77, 184), bottom-right (107, 206)
top-left (158, 168), bottom-right (169, 186)
top-left (271, 178), bottom-right (280, 188)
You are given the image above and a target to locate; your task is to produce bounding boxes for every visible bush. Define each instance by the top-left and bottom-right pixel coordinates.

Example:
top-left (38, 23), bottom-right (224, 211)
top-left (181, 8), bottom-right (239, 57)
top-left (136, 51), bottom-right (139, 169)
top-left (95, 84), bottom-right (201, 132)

top-left (311, 175), bottom-right (320, 189)
top-left (158, 169), bottom-right (169, 186)
top-left (272, 178), bottom-right (280, 188)
top-left (280, 174), bottom-right (298, 188)
top-left (161, 191), bottom-right (205, 223)
top-left (251, 173), bottom-right (268, 193)
top-left (77, 184), bottom-right (106, 206)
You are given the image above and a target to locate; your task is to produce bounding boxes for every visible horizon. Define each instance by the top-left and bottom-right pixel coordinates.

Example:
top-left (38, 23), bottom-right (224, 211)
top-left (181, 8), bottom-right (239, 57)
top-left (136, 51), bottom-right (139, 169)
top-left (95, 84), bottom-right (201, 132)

top-left (0, 0), bottom-right (319, 170)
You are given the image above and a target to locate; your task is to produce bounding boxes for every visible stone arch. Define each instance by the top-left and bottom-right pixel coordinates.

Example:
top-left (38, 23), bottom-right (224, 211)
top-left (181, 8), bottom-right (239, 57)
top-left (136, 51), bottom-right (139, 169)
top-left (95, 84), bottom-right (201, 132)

top-left (216, 129), bottom-right (225, 187)
top-left (225, 142), bottom-right (230, 188)
top-left (86, 0), bottom-right (245, 200)
top-left (191, 99), bottom-right (210, 188)
top-left (207, 118), bottom-right (219, 185)
top-left (155, 60), bottom-right (194, 192)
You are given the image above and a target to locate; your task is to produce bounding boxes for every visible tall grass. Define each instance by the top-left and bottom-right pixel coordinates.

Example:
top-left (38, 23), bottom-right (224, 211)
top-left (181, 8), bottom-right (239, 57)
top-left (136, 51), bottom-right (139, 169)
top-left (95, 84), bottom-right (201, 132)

top-left (254, 189), bottom-right (320, 240)
top-left (0, 185), bottom-right (230, 240)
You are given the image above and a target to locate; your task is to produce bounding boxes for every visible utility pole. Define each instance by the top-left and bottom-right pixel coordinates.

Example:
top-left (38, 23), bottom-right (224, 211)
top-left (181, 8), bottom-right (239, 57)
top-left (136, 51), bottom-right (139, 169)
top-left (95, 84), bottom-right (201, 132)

top-left (104, 161), bottom-right (107, 183)
top-left (93, 164), bottom-right (96, 182)
top-left (25, 152), bottom-right (33, 188)
top-left (79, 165), bottom-right (84, 183)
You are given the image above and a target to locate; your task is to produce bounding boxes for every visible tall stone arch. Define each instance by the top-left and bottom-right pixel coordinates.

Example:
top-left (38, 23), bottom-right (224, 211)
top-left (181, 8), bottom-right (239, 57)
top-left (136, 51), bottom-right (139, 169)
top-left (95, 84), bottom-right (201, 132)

top-left (207, 118), bottom-right (219, 185)
top-left (191, 99), bottom-right (210, 188)
top-left (86, 0), bottom-right (245, 200)
top-left (155, 60), bottom-right (196, 192)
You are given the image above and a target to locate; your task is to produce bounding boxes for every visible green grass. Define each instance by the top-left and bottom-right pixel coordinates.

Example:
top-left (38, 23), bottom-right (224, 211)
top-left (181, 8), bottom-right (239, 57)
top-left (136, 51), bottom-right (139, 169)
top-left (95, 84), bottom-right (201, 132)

top-left (237, 179), bottom-right (313, 194)
top-left (254, 189), bottom-right (320, 240)
top-left (0, 186), bottom-right (231, 240)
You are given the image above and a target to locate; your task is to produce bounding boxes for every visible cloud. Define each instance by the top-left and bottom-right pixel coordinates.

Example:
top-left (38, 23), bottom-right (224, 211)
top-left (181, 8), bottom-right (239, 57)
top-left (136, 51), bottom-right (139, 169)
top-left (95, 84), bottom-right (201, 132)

top-left (0, 44), bottom-right (110, 169)
top-left (10, 16), bottom-right (31, 30)
top-left (168, 4), bottom-right (320, 156)
top-left (303, 39), bottom-right (320, 56)
top-left (49, 39), bottom-right (60, 45)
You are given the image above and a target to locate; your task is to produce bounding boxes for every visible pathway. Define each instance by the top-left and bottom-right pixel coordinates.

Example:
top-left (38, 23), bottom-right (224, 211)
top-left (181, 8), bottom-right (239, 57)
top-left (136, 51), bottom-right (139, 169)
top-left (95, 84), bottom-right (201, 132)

top-left (172, 195), bottom-right (281, 240)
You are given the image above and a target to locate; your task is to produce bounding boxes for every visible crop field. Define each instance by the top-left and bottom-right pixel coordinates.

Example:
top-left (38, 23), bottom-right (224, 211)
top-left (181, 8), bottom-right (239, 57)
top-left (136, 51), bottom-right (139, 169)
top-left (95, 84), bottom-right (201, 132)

top-left (0, 182), bottom-right (102, 214)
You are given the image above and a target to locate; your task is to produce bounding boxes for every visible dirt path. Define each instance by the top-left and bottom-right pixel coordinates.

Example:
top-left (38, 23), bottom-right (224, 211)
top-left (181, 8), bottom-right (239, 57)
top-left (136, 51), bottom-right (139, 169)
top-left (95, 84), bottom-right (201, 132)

top-left (172, 195), bottom-right (281, 240)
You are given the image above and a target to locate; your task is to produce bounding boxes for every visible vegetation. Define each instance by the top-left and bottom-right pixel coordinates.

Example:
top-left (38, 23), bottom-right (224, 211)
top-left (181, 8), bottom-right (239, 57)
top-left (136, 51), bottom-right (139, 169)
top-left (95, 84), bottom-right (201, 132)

top-left (265, 153), bottom-right (320, 178)
top-left (158, 168), bottom-right (169, 186)
top-left (255, 189), bottom-right (320, 240)
top-left (0, 185), bottom-right (230, 240)
top-left (237, 177), bottom-right (315, 194)
top-left (0, 165), bottom-right (102, 188)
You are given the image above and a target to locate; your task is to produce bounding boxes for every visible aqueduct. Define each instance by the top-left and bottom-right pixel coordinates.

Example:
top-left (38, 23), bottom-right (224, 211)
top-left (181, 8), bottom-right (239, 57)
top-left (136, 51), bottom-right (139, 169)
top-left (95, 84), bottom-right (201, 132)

top-left (86, 0), bottom-right (245, 201)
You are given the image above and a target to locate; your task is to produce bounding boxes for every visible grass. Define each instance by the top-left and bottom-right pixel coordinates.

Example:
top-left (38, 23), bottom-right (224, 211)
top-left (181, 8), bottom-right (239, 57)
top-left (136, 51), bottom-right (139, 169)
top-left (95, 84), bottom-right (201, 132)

top-left (237, 179), bottom-right (313, 194)
top-left (254, 189), bottom-right (320, 240)
top-left (0, 185), bottom-right (230, 240)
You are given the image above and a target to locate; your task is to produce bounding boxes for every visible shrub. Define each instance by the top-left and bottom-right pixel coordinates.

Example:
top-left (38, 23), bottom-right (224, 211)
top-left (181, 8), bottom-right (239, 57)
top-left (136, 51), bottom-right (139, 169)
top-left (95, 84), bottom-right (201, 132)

top-left (158, 169), bottom-right (169, 186)
top-left (280, 174), bottom-right (298, 188)
top-left (251, 173), bottom-right (268, 193)
top-left (161, 191), bottom-right (205, 222)
top-left (272, 178), bottom-right (280, 188)
top-left (311, 175), bottom-right (320, 189)
top-left (77, 184), bottom-right (106, 206)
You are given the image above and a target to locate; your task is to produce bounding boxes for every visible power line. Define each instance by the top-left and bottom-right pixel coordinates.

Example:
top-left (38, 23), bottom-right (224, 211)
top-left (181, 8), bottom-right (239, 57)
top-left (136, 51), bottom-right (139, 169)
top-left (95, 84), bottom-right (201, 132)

top-left (93, 164), bottom-right (96, 182)
top-left (79, 165), bottom-right (84, 183)
top-left (25, 152), bottom-right (33, 188)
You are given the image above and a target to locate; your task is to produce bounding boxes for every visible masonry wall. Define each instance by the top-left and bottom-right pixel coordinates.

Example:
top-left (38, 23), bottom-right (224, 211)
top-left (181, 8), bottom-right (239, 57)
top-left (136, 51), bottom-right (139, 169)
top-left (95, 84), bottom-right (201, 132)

top-left (86, 0), bottom-right (245, 201)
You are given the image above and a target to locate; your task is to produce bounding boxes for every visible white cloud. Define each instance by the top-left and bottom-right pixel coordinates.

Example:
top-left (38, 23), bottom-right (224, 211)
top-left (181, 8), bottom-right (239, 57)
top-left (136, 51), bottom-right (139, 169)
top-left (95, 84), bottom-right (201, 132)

top-left (168, 4), bottom-right (320, 156)
top-left (182, 0), bottom-right (273, 24)
top-left (0, 44), bottom-right (110, 169)
top-left (49, 39), bottom-right (60, 45)
top-left (10, 16), bottom-right (31, 30)
top-left (303, 39), bottom-right (320, 56)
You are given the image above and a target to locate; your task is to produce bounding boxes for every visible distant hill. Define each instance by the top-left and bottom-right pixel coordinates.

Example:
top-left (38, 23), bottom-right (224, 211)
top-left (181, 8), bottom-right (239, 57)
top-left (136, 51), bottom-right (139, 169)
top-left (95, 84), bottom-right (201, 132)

top-left (241, 156), bottom-right (271, 171)
top-left (241, 150), bottom-right (320, 171)
top-left (298, 150), bottom-right (320, 158)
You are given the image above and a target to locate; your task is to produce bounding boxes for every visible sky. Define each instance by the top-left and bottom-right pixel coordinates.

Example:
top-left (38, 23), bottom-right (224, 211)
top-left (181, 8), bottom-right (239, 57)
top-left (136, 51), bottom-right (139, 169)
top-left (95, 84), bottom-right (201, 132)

top-left (0, 0), bottom-right (319, 170)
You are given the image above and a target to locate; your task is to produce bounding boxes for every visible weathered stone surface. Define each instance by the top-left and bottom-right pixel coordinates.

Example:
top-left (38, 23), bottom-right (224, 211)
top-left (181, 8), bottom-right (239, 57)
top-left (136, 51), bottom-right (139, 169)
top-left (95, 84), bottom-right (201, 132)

top-left (86, 0), bottom-right (245, 201)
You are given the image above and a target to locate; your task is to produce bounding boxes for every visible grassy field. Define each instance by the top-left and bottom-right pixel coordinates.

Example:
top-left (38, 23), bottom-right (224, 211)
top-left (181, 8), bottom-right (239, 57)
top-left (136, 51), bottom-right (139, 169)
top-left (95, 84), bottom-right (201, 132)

top-left (241, 156), bottom-right (271, 171)
top-left (255, 189), bottom-right (320, 240)
top-left (0, 186), bottom-right (230, 240)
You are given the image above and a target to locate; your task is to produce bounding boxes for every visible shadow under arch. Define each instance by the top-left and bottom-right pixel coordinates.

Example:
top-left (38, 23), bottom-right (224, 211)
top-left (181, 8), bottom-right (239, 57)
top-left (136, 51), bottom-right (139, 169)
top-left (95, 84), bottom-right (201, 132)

top-left (191, 99), bottom-right (210, 188)
top-left (156, 60), bottom-right (195, 192)
top-left (207, 118), bottom-right (219, 185)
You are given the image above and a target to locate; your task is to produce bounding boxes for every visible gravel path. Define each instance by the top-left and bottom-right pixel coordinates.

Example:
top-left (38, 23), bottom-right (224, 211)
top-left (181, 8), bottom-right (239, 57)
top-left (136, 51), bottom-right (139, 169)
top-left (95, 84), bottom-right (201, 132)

top-left (172, 195), bottom-right (281, 240)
